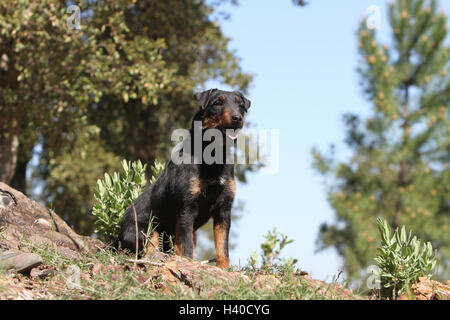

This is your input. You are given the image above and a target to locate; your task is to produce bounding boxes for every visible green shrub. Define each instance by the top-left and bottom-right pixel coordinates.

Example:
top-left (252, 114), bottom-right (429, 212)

top-left (92, 160), bottom-right (147, 243)
top-left (92, 160), bottom-right (165, 243)
top-left (374, 218), bottom-right (437, 299)
top-left (248, 228), bottom-right (298, 272)
top-left (149, 160), bottom-right (165, 184)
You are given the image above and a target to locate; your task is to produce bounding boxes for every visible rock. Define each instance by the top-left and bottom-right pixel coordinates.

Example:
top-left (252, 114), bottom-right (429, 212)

top-left (56, 247), bottom-right (82, 260)
top-left (34, 218), bottom-right (51, 229)
top-left (253, 274), bottom-right (281, 290)
top-left (136, 252), bottom-right (249, 293)
top-left (30, 265), bottom-right (55, 280)
top-left (408, 277), bottom-right (450, 300)
top-left (0, 189), bottom-right (17, 209)
top-left (0, 251), bottom-right (43, 274)
top-left (298, 274), bottom-right (359, 299)
top-left (0, 183), bottom-right (103, 258)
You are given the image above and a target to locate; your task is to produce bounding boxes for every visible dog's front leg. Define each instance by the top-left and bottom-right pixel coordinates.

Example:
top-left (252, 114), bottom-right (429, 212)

top-left (174, 213), bottom-right (195, 259)
top-left (213, 211), bottom-right (231, 269)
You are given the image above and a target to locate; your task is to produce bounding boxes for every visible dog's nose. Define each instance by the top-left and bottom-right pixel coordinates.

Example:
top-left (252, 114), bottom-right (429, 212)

top-left (231, 114), bottom-right (242, 122)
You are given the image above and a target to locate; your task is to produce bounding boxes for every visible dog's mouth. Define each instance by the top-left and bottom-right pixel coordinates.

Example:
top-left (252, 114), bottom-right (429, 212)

top-left (224, 128), bottom-right (241, 140)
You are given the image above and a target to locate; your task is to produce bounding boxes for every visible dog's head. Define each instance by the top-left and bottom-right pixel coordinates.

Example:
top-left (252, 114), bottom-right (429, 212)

top-left (192, 89), bottom-right (251, 140)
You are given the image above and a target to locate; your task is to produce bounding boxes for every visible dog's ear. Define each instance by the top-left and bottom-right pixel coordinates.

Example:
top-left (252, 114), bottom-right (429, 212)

top-left (194, 88), bottom-right (217, 110)
top-left (237, 91), bottom-right (251, 111)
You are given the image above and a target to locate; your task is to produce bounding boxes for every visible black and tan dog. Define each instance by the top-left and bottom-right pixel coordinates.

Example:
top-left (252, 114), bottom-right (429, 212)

top-left (116, 89), bottom-right (250, 269)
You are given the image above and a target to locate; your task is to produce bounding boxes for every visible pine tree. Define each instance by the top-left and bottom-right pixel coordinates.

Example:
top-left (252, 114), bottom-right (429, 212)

top-left (313, 0), bottom-right (449, 280)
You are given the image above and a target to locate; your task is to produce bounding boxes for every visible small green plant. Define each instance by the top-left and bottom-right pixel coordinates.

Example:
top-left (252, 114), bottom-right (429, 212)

top-left (247, 228), bottom-right (298, 271)
top-left (261, 228), bottom-right (296, 268)
top-left (163, 232), bottom-right (175, 255)
top-left (374, 218), bottom-right (437, 299)
top-left (149, 160), bottom-right (165, 184)
top-left (247, 250), bottom-right (259, 270)
top-left (92, 160), bottom-right (148, 243)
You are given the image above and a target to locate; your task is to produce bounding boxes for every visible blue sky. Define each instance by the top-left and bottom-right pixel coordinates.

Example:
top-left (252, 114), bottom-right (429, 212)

top-left (209, 0), bottom-right (398, 281)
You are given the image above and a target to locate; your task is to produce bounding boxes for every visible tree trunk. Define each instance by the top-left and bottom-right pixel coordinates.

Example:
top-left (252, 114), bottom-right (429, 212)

top-left (10, 142), bottom-right (29, 194)
top-left (0, 43), bottom-right (20, 185)
top-left (0, 121), bottom-right (19, 184)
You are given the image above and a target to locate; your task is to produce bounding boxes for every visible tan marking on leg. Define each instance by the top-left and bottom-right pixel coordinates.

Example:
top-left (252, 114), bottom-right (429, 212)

top-left (226, 178), bottom-right (236, 196)
top-left (174, 220), bottom-right (183, 256)
top-left (214, 221), bottom-right (230, 269)
top-left (174, 239), bottom-right (183, 256)
top-left (189, 177), bottom-right (205, 198)
top-left (149, 230), bottom-right (159, 250)
top-left (144, 230), bottom-right (159, 257)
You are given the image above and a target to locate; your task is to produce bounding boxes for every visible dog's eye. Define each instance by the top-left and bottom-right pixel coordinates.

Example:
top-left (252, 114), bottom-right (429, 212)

top-left (214, 99), bottom-right (223, 106)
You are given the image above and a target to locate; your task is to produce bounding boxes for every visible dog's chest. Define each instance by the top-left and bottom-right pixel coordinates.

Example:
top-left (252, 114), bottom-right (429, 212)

top-left (192, 175), bottom-right (234, 210)
top-left (199, 176), bottom-right (229, 199)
